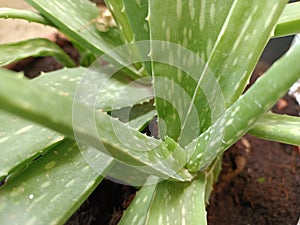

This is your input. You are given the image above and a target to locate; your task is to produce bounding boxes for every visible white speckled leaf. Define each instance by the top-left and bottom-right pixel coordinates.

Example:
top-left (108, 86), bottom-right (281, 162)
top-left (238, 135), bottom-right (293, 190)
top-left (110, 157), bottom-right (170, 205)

top-left (36, 67), bottom-right (153, 111)
top-left (120, 174), bottom-right (209, 225)
top-left (144, 176), bottom-right (207, 225)
top-left (25, 0), bottom-right (141, 76)
top-left (119, 178), bottom-right (157, 225)
top-left (0, 140), bottom-right (111, 225)
top-left (149, 0), bottom-right (287, 144)
top-left (105, 0), bottom-right (149, 43)
top-left (249, 113), bottom-right (300, 146)
top-left (0, 69), bottom-right (193, 181)
top-left (187, 40), bottom-right (300, 171)
top-left (0, 67), bottom-right (153, 184)
top-left (0, 110), bottom-right (64, 183)
top-left (25, 0), bottom-right (121, 53)
top-left (105, 0), bottom-right (151, 75)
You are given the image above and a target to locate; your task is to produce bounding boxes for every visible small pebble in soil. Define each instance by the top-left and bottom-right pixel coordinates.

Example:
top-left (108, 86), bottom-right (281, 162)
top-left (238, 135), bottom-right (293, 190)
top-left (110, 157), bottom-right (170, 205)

top-left (276, 98), bottom-right (288, 110)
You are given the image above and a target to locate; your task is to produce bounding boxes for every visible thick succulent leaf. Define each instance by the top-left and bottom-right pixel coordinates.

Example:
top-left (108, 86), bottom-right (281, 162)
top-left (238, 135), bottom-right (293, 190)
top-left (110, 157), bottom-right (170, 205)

top-left (207, 0), bottom-right (287, 104)
top-left (149, 0), bottom-right (287, 144)
top-left (37, 67), bottom-right (153, 111)
top-left (0, 7), bottom-right (52, 25)
top-left (120, 164), bottom-right (220, 225)
top-left (0, 38), bottom-right (75, 67)
top-left (119, 174), bottom-right (209, 225)
top-left (75, 102), bottom-right (156, 187)
top-left (105, 0), bottom-right (149, 43)
top-left (118, 177), bottom-right (157, 225)
top-left (150, 41), bottom-right (218, 143)
top-left (25, 0), bottom-right (142, 75)
top-left (0, 110), bottom-right (64, 183)
top-left (105, 0), bottom-right (151, 75)
top-left (103, 103), bottom-right (156, 186)
top-left (0, 68), bottom-right (81, 183)
top-left (0, 140), bottom-right (110, 225)
top-left (249, 113), bottom-right (300, 146)
top-left (25, 0), bottom-right (120, 52)
top-left (0, 68), bottom-right (193, 181)
top-left (203, 156), bottom-right (222, 204)
top-left (120, 156), bottom-right (221, 224)
top-left (187, 39), bottom-right (300, 172)
top-left (274, 2), bottom-right (300, 37)
top-left (35, 68), bottom-right (84, 98)
top-left (0, 68), bottom-right (81, 185)
top-left (0, 66), bottom-right (153, 183)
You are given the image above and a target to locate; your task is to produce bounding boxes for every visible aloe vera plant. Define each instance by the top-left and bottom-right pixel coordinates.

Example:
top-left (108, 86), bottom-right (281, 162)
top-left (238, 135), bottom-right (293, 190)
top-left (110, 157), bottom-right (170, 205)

top-left (0, 0), bottom-right (300, 224)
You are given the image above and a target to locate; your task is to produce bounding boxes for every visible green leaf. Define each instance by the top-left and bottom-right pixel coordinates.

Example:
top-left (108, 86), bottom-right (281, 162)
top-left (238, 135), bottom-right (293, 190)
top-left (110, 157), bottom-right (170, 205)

top-left (187, 39), bottom-right (300, 172)
top-left (0, 110), bottom-right (64, 182)
top-left (0, 68), bottom-right (193, 181)
top-left (149, 0), bottom-right (287, 104)
top-left (0, 68), bottom-right (82, 183)
top-left (148, 0), bottom-right (287, 145)
top-left (105, 0), bottom-right (151, 75)
top-left (119, 0), bottom-right (149, 43)
top-left (249, 113), bottom-right (300, 146)
top-left (118, 178), bottom-right (157, 225)
top-left (0, 140), bottom-right (111, 225)
top-left (111, 101), bottom-right (156, 129)
top-left (0, 65), bottom-right (154, 183)
top-left (119, 175), bottom-right (209, 225)
top-left (0, 38), bottom-right (75, 67)
top-left (119, 154), bottom-right (221, 225)
top-left (0, 7), bottom-right (52, 25)
top-left (25, 0), bottom-right (142, 76)
top-left (26, 0), bottom-right (120, 53)
top-left (274, 2), bottom-right (300, 37)
top-left (104, 0), bottom-right (134, 44)
top-left (36, 67), bottom-right (153, 111)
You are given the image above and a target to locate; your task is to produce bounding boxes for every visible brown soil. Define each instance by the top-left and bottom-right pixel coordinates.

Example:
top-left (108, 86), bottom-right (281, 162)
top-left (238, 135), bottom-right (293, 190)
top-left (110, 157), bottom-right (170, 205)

top-left (7, 34), bottom-right (300, 225)
top-left (207, 134), bottom-right (300, 225)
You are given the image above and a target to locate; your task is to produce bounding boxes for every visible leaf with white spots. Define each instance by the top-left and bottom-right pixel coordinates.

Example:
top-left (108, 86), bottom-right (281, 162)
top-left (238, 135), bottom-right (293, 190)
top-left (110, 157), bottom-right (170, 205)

top-left (142, 175), bottom-right (207, 225)
top-left (119, 178), bottom-right (157, 225)
top-left (36, 67), bottom-right (153, 111)
top-left (25, 0), bottom-right (140, 76)
top-left (0, 66), bottom-right (153, 185)
top-left (0, 68), bottom-right (193, 181)
top-left (120, 172), bottom-right (218, 225)
top-left (249, 113), bottom-right (300, 146)
top-left (0, 38), bottom-right (75, 67)
top-left (105, 0), bottom-right (149, 44)
top-left (25, 0), bottom-right (121, 52)
top-left (0, 140), bottom-right (111, 225)
top-left (187, 41), bottom-right (300, 171)
top-left (149, 0), bottom-right (287, 145)
top-left (105, 0), bottom-right (151, 75)
top-left (0, 110), bottom-right (64, 183)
